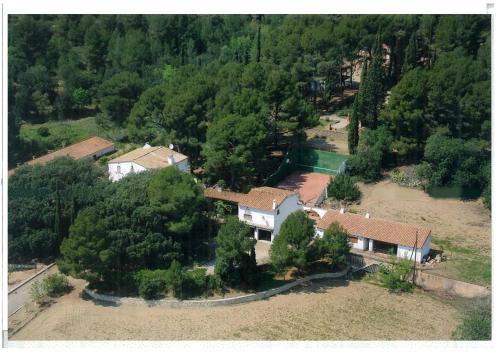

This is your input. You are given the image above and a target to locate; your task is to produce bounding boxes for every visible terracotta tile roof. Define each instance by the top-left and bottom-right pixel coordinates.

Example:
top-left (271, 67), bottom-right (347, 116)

top-left (239, 187), bottom-right (298, 211)
top-left (9, 136), bottom-right (114, 176)
top-left (316, 210), bottom-right (431, 248)
top-left (109, 146), bottom-right (188, 169)
top-left (203, 188), bottom-right (246, 204)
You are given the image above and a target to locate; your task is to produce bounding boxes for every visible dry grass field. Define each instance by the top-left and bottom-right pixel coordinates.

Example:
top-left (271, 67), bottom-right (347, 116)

top-left (11, 277), bottom-right (459, 341)
top-left (353, 179), bottom-right (491, 285)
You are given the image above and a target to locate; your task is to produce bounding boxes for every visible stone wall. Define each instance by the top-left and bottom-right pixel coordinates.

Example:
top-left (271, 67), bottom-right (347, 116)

top-left (84, 269), bottom-right (349, 308)
top-left (415, 270), bottom-right (490, 298)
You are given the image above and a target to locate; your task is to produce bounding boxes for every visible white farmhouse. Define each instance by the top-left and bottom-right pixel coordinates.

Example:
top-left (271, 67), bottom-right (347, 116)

top-left (315, 209), bottom-right (432, 263)
top-left (204, 186), bottom-right (301, 242)
top-left (108, 144), bottom-right (189, 182)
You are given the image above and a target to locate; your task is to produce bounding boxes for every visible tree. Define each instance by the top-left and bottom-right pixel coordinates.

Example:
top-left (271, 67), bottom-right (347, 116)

top-left (347, 126), bottom-right (393, 182)
top-left (127, 85), bottom-right (169, 143)
top-left (316, 222), bottom-right (351, 265)
top-left (214, 216), bottom-right (257, 287)
top-left (348, 92), bottom-right (361, 155)
top-left (9, 157), bottom-right (107, 263)
top-left (59, 169), bottom-right (205, 289)
top-left (202, 114), bottom-right (267, 189)
top-left (327, 174), bottom-right (361, 202)
top-left (270, 211), bottom-right (315, 273)
top-left (378, 254), bottom-right (414, 293)
top-left (97, 71), bottom-right (143, 125)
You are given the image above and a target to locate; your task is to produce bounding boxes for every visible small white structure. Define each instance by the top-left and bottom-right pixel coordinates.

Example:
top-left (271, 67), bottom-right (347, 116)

top-left (315, 210), bottom-right (432, 263)
top-left (108, 144), bottom-right (189, 182)
top-left (204, 186), bottom-right (301, 242)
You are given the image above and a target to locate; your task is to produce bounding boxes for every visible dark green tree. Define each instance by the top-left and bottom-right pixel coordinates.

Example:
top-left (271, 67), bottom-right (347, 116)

top-left (316, 222), bottom-right (351, 265)
top-left (270, 211), bottom-right (315, 273)
top-left (214, 216), bottom-right (257, 287)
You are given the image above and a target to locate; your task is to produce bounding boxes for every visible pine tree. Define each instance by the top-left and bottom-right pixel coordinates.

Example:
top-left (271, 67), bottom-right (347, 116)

top-left (348, 95), bottom-right (360, 155)
top-left (363, 31), bottom-right (386, 129)
top-left (403, 32), bottom-right (418, 73)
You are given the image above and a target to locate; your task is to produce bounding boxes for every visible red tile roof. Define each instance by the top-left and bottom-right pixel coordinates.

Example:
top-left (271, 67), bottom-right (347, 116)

top-left (204, 186), bottom-right (298, 211)
top-left (8, 136), bottom-right (114, 177)
top-left (316, 210), bottom-right (431, 248)
top-left (239, 187), bottom-right (298, 211)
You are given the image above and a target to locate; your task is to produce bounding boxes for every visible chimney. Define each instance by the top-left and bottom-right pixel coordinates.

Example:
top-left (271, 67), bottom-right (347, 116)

top-left (167, 154), bottom-right (175, 165)
top-left (216, 185), bottom-right (222, 192)
top-left (365, 213), bottom-right (370, 219)
top-left (272, 199), bottom-right (277, 210)
top-left (340, 208), bottom-right (345, 214)
top-left (144, 142), bottom-right (151, 149)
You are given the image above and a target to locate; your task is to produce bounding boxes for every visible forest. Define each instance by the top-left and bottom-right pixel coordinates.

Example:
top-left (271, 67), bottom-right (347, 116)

top-left (8, 15), bottom-right (491, 267)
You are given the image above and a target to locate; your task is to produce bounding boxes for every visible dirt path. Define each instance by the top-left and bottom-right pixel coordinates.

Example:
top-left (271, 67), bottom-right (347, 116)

top-left (11, 278), bottom-right (458, 341)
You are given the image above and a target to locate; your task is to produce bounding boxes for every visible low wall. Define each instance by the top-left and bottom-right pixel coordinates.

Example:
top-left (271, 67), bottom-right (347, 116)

top-left (84, 269), bottom-right (349, 308)
top-left (416, 270), bottom-right (490, 298)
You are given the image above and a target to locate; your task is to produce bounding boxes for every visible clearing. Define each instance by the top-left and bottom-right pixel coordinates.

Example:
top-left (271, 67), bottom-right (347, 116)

top-left (350, 178), bottom-right (491, 285)
top-left (10, 277), bottom-right (459, 341)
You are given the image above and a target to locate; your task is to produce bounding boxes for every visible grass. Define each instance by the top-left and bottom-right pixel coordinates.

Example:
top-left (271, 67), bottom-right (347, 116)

top-left (19, 117), bottom-right (127, 157)
top-left (432, 237), bottom-right (490, 285)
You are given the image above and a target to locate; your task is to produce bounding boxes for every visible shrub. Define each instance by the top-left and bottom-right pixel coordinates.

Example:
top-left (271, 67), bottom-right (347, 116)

top-left (134, 269), bottom-right (168, 300)
top-left (30, 280), bottom-right (49, 305)
top-left (378, 255), bottom-right (414, 293)
top-left (183, 268), bottom-right (208, 297)
top-left (43, 273), bottom-right (71, 297)
top-left (37, 126), bottom-right (50, 137)
top-left (328, 173), bottom-right (361, 202)
top-left (165, 260), bottom-right (185, 298)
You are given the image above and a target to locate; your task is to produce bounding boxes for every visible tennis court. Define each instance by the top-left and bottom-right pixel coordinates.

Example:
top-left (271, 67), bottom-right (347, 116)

top-left (277, 170), bottom-right (333, 207)
top-left (296, 147), bottom-right (348, 175)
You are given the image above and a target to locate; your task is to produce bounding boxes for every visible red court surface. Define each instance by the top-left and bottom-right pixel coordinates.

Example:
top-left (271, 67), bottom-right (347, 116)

top-left (277, 170), bottom-right (333, 207)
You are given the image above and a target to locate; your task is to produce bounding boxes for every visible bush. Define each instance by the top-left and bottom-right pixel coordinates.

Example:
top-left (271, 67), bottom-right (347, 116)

top-left (37, 126), bottom-right (50, 137)
top-left (30, 280), bottom-right (49, 305)
top-left (378, 256), bottom-right (414, 293)
top-left (183, 268), bottom-right (208, 297)
top-left (165, 260), bottom-right (185, 298)
top-left (328, 173), bottom-right (361, 202)
top-left (43, 273), bottom-right (71, 297)
top-left (134, 269), bottom-right (168, 300)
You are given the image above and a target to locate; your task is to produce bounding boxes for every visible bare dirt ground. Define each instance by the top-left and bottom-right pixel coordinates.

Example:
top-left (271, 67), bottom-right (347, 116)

top-left (11, 277), bottom-right (458, 341)
top-left (305, 124), bottom-right (349, 155)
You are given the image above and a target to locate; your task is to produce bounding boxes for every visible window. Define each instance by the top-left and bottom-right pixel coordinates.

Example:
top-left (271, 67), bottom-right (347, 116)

top-left (116, 165), bottom-right (121, 173)
top-left (244, 212), bottom-right (252, 221)
top-left (276, 209), bottom-right (280, 215)
top-left (131, 164), bottom-right (134, 172)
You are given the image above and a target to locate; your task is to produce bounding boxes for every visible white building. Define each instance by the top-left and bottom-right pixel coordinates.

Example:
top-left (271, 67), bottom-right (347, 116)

top-left (108, 144), bottom-right (189, 182)
top-left (315, 209), bottom-right (432, 263)
top-left (204, 186), bottom-right (301, 242)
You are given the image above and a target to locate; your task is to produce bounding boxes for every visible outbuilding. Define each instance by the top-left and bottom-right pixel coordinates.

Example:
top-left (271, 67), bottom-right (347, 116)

top-left (315, 209), bottom-right (432, 263)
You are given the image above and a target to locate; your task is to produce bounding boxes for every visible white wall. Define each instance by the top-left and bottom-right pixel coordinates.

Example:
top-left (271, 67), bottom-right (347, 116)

top-left (108, 162), bottom-right (146, 182)
top-left (314, 228), bottom-right (366, 250)
top-left (302, 206), bottom-right (328, 218)
top-left (238, 206), bottom-right (275, 234)
top-left (238, 194), bottom-right (300, 241)
top-left (273, 194), bottom-right (301, 239)
top-left (397, 234), bottom-right (432, 263)
top-left (108, 159), bottom-right (189, 182)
